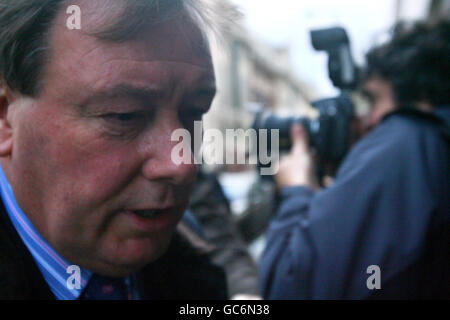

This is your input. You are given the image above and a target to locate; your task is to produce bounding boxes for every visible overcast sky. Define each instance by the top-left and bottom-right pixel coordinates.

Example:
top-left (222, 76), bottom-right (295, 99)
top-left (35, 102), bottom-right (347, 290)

top-left (232, 0), bottom-right (430, 97)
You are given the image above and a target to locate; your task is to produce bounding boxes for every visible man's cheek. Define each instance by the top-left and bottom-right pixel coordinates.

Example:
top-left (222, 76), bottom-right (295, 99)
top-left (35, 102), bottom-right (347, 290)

top-left (51, 133), bottom-right (137, 195)
top-left (61, 158), bottom-right (131, 207)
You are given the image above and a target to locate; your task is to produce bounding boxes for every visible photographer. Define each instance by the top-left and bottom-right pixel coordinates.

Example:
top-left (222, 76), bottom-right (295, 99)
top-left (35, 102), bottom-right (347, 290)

top-left (260, 20), bottom-right (450, 299)
top-left (0, 0), bottom-right (229, 300)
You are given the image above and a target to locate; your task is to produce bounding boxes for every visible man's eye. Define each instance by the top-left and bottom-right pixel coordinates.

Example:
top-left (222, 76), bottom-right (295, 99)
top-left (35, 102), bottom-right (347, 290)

top-left (100, 112), bottom-right (148, 136)
top-left (103, 112), bottom-right (145, 124)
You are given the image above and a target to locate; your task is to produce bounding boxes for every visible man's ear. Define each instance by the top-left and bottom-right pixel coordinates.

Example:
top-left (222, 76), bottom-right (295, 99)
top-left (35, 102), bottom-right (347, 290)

top-left (0, 81), bottom-right (14, 157)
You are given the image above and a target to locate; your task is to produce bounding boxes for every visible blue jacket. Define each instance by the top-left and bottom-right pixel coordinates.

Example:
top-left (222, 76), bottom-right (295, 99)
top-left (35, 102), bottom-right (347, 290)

top-left (260, 107), bottom-right (450, 299)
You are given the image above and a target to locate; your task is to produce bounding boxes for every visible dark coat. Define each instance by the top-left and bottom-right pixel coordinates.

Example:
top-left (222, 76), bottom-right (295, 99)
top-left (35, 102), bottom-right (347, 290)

top-left (189, 171), bottom-right (261, 298)
top-left (0, 201), bottom-right (227, 300)
top-left (260, 107), bottom-right (450, 300)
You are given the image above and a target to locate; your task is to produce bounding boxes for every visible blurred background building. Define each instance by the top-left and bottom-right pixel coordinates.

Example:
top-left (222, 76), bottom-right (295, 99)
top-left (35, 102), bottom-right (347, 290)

top-left (400, 0), bottom-right (450, 22)
top-left (204, 19), bottom-right (315, 136)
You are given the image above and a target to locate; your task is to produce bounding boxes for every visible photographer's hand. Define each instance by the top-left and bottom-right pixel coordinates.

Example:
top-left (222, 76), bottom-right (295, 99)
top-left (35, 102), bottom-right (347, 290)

top-left (275, 124), bottom-right (318, 190)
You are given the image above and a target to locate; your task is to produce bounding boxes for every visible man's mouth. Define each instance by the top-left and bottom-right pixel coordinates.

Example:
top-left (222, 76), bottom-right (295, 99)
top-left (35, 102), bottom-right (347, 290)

top-left (132, 209), bottom-right (163, 219)
top-left (121, 206), bottom-right (182, 232)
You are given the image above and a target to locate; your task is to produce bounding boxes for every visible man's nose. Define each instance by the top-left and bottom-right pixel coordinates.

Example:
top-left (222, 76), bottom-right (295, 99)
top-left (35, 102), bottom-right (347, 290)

top-left (140, 114), bottom-right (197, 185)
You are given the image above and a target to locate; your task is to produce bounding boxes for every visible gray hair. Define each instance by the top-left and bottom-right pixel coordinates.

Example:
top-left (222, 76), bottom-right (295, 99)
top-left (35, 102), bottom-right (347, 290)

top-left (0, 0), bottom-right (238, 97)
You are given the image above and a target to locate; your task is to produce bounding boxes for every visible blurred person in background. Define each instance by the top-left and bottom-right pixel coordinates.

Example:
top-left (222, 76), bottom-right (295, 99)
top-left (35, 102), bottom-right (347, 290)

top-left (188, 168), bottom-right (262, 300)
top-left (260, 20), bottom-right (450, 299)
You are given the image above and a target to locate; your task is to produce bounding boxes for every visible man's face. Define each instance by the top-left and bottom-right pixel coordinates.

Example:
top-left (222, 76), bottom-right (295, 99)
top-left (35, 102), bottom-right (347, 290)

top-left (361, 76), bottom-right (397, 133)
top-left (1, 7), bottom-right (215, 276)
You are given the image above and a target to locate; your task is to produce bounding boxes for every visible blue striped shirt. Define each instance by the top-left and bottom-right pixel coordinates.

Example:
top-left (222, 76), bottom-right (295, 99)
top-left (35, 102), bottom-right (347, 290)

top-left (0, 164), bottom-right (137, 300)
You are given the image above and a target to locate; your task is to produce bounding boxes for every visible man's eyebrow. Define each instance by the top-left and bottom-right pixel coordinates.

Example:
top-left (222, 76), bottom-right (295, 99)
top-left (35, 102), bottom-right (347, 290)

top-left (79, 83), bottom-right (217, 112)
top-left (87, 83), bottom-right (216, 101)
top-left (88, 84), bottom-right (167, 102)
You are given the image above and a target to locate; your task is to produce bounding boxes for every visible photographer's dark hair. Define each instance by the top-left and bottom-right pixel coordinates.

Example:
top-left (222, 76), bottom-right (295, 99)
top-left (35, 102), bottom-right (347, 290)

top-left (365, 19), bottom-right (450, 108)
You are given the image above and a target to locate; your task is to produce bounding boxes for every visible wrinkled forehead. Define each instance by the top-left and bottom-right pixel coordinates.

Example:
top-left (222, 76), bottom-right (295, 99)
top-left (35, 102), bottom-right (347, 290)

top-left (50, 0), bottom-right (212, 66)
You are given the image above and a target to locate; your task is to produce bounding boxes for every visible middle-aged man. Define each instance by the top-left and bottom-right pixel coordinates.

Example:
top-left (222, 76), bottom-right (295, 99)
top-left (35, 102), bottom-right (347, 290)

top-left (260, 20), bottom-right (450, 299)
top-left (0, 0), bottom-right (229, 299)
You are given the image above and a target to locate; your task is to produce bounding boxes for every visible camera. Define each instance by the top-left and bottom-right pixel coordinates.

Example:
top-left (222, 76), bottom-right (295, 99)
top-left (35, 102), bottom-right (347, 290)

top-left (253, 94), bottom-right (354, 163)
top-left (253, 27), bottom-right (359, 174)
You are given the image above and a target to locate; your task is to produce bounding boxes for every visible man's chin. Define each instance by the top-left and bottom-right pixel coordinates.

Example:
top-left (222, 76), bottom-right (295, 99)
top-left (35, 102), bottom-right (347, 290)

top-left (92, 235), bottom-right (173, 277)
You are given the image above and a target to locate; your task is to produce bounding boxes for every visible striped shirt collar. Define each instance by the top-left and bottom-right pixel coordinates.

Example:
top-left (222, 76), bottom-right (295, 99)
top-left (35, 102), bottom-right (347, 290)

top-left (0, 164), bottom-right (92, 300)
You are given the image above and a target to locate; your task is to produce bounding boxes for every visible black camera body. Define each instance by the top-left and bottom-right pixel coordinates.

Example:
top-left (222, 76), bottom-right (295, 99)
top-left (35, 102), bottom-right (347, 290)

top-left (311, 27), bottom-right (358, 90)
top-left (253, 27), bottom-right (359, 176)
top-left (253, 94), bottom-right (354, 164)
